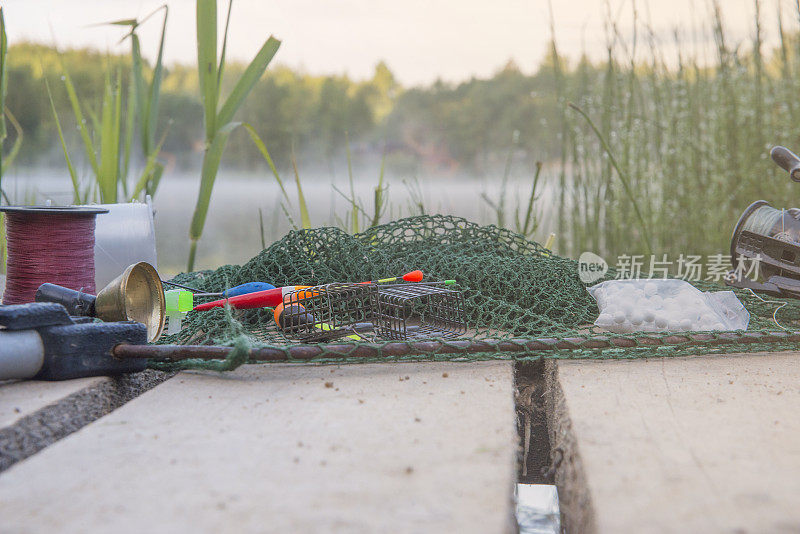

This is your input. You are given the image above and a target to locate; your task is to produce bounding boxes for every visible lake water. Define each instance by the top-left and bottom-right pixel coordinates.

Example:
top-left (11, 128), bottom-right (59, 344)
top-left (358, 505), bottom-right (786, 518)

top-left (2, 167), bottom-right (559, 277)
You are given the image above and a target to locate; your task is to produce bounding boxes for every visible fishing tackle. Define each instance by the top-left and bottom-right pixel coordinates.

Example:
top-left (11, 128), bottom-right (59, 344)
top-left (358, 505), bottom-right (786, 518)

top-left (273, 282), bottom-right (466, 342)
top-left (0, 302), bottom-right (147, 381)
top-left (0, 206), bottom-right (107, 305)
top-left (273, 300), bottom-right (372, 341)
top-left (193, 270), bottom-right (428, 312)
top-left (727, 146), bottom-right (800, 298)
top-left (34, 262), bottom-right (166, 342)
top-left (162, 280), bottom-right (277, 298)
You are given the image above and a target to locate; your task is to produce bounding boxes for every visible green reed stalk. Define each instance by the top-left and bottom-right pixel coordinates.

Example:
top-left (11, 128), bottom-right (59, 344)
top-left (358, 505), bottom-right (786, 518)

top-left (187, 0), bottom-right (280, 271)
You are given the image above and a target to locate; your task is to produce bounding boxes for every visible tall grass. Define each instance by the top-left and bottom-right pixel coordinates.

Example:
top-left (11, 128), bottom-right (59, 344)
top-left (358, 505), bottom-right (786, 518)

top-left (45, 7), bottom-right (172, 206)
top-left (551, 0), bottom-right (800, 263)
top-left (47, 63), bottom-right (165, 204)
top-left (111, 5), bottom-right (169, 199)
top-left (329, 135), bottom-right (388, 233)
top-left (0, 7), bottom-right (23, 272)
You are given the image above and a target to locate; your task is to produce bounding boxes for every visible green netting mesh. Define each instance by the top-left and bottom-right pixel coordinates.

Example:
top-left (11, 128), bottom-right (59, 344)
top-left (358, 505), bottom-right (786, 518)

top-left (154, 215), bottom-right (800, 370)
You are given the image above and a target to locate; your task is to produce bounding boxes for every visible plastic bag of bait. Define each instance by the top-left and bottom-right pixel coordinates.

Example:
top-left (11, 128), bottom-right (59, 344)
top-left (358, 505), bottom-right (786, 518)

top-left (588, 279), bottom-right (749, 334)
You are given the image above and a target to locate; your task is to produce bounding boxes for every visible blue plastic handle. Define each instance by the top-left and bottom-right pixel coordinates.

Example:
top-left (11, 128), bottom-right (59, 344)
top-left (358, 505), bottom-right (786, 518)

top-left (222, 282), bottom-right (276, 298)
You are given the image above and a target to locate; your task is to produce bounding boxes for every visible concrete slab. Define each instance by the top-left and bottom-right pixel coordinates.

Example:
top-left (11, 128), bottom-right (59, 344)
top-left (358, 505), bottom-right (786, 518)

top-left (0, 378), bottom-right (104, 428)
top-left (0, 361), bottom-right (517, 534)
top-left (548, 352), bottom-right (800, 534)
top-left (0, 371), bottom-right (171, 472)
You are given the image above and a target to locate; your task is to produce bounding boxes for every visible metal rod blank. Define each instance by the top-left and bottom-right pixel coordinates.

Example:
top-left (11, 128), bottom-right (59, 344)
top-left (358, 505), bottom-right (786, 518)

top-left (113, 329), bottom-right (800, 362)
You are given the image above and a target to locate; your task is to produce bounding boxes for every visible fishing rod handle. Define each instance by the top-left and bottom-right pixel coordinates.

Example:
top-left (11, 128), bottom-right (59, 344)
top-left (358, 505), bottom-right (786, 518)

top-left (770, 146), bottom-right (800, 182)
top-left (35, 283), bottom-right (96, 316)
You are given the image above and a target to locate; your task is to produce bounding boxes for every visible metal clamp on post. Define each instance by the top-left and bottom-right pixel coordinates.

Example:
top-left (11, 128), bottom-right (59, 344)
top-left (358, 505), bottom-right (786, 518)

top-left (0, 302), bottom-right (148, 381)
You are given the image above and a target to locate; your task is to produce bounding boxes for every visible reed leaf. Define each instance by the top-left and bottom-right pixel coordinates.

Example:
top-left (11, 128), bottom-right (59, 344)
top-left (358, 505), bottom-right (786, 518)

top-left (258, 207), bottom-right (266, 249)
top-left (145, 7), bottom-right (167, 155)
top-left (196, 0), bottom-right (218, 141)
top-left (57, 53), bottom-right (99, 177)
top-left (131, 126), bottom-right (170, 198)
top-left (116, 5), bottom-right (168, 199)
top-left (242, 122), bottom-right (288, 201)
top-left (216, 36), bottom-right (280, 127)
top-left (519, 161), bottom-right (542, 238)
top-left (0, 6), bottom-right (7, 150)
top-left (216, 1), bottom-right (233, 98)
top-left (370, 152), bottom-right (387, 228)
top-left (96, 70), bottom-right (122, 203)
top-left (291, 152), bottom-right (312, 229)
top-left (121, 74), bottom-right (135, 197)
top-left (105, 18), bottom-right (138, 26)
top-left (1, 108), bottom-right (22, 174)
top-left (188, 120), bottom-right (239, 269)
top-left (345, 131), bottom-right (358, 233)
top-left (0, 7), bottom-right (18, 202)
top-left (186, 0), bottom-right (281, 270)
top-left (44, 75), bottom-right (80, 203)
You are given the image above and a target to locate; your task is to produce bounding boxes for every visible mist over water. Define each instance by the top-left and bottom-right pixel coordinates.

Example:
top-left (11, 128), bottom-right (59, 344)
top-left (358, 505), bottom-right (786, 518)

top-left (3, 166), bottom-right (557, 276)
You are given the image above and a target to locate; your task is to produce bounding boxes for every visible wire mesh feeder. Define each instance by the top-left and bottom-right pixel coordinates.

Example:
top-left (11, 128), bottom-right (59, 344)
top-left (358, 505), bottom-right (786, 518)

top-left (277, 283), bottom-right (378, 342)
top-left (375, 284), bottom-right (467, 340)
top-left (277, 282), bottom-right (468, 343)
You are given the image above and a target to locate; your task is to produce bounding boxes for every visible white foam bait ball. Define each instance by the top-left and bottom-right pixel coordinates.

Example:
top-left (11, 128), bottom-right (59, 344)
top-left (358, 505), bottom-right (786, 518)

top-left (679, 318), bottom-right (692, 331)
top-left (643, 311), bottom-right (655, 323)
top-left (613, 312), bottom-right (627, 324)
top-left (630, 313), bottom-right (644, 326)
top-left (662, 297), bottom-right (680, 309)
top-left (644, 282), bottom-right (658, 296)
top-left (668, 320), bottom-right (681, 331)
top-left (655, 316), bottom-right (668, 329)
top-left (597, 313), bottom-right (612, 325)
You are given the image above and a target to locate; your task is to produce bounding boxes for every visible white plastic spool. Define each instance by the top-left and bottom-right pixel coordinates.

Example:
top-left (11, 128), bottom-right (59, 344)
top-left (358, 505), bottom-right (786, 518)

top-left (90, 196), bottom-right (158, 290)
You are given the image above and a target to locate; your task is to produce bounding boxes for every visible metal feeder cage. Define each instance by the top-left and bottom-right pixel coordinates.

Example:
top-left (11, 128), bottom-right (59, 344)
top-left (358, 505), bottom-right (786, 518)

top-left (374, 284), bottom-right (467, 340)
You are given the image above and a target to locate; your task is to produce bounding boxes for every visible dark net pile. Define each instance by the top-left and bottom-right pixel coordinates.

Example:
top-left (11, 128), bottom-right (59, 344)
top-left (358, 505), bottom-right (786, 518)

top-left (154, 215), bottom-right (800, 370)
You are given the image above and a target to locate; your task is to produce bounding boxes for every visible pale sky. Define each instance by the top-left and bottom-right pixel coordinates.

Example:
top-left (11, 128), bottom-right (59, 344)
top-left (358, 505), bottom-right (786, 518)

top-left (1, 0), bottom-right (784, 86)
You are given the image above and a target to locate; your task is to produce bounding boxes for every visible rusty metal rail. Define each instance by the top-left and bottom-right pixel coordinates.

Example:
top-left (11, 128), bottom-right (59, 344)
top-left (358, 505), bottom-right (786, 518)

top-left (113, 330), bottom-right (800, 362)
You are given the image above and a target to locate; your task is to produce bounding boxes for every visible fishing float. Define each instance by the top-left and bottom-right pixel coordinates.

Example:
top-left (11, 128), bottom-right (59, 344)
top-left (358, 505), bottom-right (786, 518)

top-left (193, 270), bottom-right (430, 312)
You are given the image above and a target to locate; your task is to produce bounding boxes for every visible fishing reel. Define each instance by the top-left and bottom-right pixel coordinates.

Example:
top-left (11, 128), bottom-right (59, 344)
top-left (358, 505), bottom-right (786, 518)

top-left (726, 146), bottom-right (800, 298)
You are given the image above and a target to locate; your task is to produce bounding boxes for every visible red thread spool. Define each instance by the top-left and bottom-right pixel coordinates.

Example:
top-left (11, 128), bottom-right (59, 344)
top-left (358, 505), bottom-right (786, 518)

top-left (1, 206), bottom-right (108, 305)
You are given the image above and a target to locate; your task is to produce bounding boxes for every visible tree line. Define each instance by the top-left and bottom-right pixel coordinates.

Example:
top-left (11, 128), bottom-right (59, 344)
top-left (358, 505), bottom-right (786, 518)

top-left (3, 42), bottom-right (567, 174)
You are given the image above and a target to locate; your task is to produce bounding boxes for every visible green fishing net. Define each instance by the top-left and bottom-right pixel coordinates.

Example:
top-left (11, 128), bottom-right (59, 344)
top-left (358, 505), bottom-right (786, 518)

top-left (154, 215), bottom-right (800, 370)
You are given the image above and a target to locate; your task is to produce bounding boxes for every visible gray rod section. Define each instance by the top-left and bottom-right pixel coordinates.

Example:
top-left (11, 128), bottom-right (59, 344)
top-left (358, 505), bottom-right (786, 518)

top-left (0, 330), bottom-right (44, 379)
